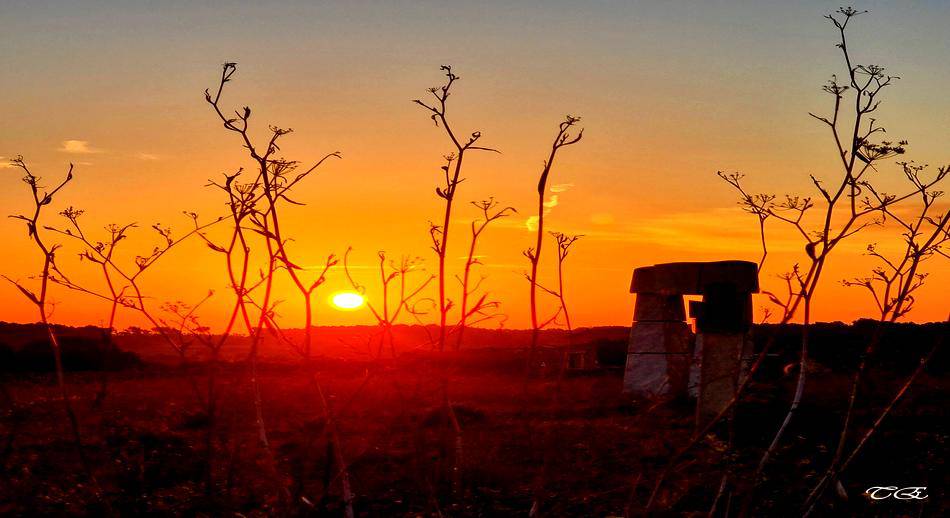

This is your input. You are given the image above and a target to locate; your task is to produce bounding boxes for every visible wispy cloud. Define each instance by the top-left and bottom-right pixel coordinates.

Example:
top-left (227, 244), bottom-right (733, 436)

top-left (525, 215), bottom-right (540, 231)
top-left (525, 193), bottom-right (562, 231)
top-left (136, 152), bottom-right (159, 161)
top-left (510, 206), bottom-right (791, 255)
top-left (570, 207), bottom-right (804, 254)
top-left (549, 183), bottom-right (574, 193)
top-left (58, 140), bottom-right (102, 154)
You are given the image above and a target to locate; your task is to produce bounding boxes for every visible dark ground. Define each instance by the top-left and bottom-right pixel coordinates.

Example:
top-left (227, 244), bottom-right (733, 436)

top-left (0, 321), bottom-right (946, 516)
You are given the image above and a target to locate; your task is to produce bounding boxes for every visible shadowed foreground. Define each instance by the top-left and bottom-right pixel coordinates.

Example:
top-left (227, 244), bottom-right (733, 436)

top-left (0, 322), bottom-right (946, 516)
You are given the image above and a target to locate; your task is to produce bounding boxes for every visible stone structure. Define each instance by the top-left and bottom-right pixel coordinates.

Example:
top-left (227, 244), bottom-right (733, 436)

top-left (623, 261), bottom-right (758, 426)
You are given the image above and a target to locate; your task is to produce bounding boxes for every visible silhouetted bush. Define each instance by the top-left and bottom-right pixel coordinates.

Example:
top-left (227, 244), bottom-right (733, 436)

top-left (0, 342), bottom-right (14, 367)
top-left (4, 337), bottom-right (141, 372)
top-left (752, 320), bottom-right (948, 375)
top-left (595, 338), bottom-right (627, 367)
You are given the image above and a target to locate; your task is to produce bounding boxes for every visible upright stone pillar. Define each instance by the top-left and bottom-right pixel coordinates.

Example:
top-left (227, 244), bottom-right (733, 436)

top-left (693, 286), bottom-right (754, 427)
top-left (623, 293), bottom-right (691, 398)
top-left (693, 333), bottom-right (745, 425)
top-left (689, 332), bottom-right (754, 400)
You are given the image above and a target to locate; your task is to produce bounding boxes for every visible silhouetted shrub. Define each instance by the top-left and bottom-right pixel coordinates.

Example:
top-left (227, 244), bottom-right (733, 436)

top-left (0, 342), bottom-right (13, 367)
top-left (751, 320), bottom-right (948, 375)
top-left (5, 337), bottom-right (141, 372)
top-left (595, 339), bottom-right (627, 367)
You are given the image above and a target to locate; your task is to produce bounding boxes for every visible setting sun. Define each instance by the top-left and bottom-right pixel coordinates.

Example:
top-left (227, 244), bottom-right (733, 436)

top-left (330, 291), bottom-right (365, 310)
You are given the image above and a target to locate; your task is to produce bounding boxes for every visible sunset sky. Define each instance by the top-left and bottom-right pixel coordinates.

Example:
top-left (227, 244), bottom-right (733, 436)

top-left (2, 1), bottom-right (948, 331)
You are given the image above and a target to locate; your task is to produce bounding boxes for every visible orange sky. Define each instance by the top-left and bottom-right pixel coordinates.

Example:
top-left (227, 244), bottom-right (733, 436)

top-left (1, 2), bottom-right (948, 330)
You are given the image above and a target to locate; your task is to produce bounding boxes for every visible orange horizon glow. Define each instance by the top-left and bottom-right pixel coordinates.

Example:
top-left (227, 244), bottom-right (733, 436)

top-left (2, 3), bottom-right (949, 333)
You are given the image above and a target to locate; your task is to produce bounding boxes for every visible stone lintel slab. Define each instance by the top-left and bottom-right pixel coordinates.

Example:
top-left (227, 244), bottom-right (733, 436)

top-left (630, 261), bottom-right (759, 295)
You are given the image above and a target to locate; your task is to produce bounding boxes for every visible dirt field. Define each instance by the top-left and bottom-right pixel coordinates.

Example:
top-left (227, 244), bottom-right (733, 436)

top-left (0, 337), bottom-right (945, 516)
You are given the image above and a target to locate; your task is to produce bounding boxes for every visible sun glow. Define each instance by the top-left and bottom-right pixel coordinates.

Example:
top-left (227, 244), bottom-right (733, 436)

top-left (330, 291), bottom-right (365, 310)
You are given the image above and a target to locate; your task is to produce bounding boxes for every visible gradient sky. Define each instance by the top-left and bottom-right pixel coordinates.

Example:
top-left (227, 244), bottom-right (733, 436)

top-left (2, 1), bottom-right (948, 331)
